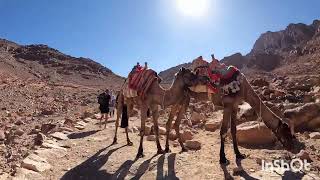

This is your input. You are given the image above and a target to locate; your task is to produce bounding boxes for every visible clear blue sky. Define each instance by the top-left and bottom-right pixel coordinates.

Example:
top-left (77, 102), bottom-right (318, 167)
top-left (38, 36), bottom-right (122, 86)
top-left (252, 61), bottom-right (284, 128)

top-left (0, 0), bottom-right (319, 76)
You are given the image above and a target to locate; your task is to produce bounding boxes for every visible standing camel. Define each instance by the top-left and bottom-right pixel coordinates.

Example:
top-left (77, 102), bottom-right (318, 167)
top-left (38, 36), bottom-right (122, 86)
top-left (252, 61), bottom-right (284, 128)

top-left (113, 67), bottom-right (200, 158)
top-left (164, 72), bottom-right (295, 164)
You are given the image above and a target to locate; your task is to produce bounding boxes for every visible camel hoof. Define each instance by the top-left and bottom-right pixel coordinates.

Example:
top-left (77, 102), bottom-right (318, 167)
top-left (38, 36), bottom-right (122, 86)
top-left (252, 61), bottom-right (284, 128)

top-left (181, 147), bottom-right (188, 153)
top-left (219, 158), bottom-right (230, 165)
top-left (136, 153), bottom-right (144, 159)
top-left (112, 138), bottom-right (117, 145)
top-left (157, 149), bottom-right (165, 154)
top-left (165, 148), bottom-right (171, 153)
top-left (236, 153), bottom-right (246, 160)
top-left (127, 141), bottom-right (133, 146)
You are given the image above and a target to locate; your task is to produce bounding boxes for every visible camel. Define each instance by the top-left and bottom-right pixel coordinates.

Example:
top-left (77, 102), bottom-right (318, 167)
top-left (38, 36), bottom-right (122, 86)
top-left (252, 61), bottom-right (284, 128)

top-left (164, 70), bottom-right (295, 164)
top-left (112, 67), bottom-right (200, 158)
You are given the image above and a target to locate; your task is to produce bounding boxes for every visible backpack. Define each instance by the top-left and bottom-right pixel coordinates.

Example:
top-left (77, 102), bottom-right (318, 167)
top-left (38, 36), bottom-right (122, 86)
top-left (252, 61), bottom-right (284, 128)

top-left (98, 93), bottom-right (107, 105)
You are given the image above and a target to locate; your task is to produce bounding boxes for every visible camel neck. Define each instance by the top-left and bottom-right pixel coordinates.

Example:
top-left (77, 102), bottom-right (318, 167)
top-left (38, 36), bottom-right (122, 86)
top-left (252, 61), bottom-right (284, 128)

top-left (160, 81), bottom-right (184, 108)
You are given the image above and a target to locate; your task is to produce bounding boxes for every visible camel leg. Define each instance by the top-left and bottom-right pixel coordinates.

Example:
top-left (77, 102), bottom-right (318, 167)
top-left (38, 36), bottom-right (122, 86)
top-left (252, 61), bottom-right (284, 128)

top-left (125, 103), bottom-right (133, 146)
top-left (230, 107), bottom-right (245, 159)
top-left (219, 104), bottom-right (232, 164)
top-left (165, 105), bottom-right (178, 153)
top-left (112, 106), bottom-right (121, 144)
top-left (150, 104), bottom-right (164, 154)
top-left (174, 105), bottom-right (187, 152)
top-left (136, 104), bottom-right (148, 159)
top-left (125, 127), bottom-right (133, 146)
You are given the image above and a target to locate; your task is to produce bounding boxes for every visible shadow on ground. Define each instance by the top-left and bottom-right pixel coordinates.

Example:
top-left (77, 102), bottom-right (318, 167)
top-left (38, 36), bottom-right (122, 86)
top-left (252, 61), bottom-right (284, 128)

top-left (61, 145), bottom-right (179, 180)
top-left (67, 130), bottom-right (100, 139)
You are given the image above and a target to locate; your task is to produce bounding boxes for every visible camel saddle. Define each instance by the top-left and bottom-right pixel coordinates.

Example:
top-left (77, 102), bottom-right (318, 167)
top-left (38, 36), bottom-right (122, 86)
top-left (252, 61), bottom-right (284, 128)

top-left (190, 65), bottom-right (241, 95)
top-left (124, 68), bottom-right (161, 99)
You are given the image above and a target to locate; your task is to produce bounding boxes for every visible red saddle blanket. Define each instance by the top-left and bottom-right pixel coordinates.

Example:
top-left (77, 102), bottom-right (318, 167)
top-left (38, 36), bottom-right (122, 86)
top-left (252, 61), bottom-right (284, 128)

top-left (196, 65), bottom-right (239, 93)
top-left (128, 69), bottom-right (158, 98)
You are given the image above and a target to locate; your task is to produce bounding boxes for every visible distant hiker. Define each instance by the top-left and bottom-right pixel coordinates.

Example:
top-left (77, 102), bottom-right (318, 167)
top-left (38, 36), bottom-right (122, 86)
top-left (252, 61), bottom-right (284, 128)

top-left (144, 62), bottom-right (148, 70)
top-left (131, 62), bottom-right (142, 73)
top-left (109, 91), bottom-right (116, 117)
top-left (97, 89), bottom-right (111, 128)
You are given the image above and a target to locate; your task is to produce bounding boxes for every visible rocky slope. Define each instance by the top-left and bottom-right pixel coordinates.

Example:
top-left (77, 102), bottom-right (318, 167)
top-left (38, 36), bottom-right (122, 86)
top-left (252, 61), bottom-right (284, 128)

top-left (0, 38), bottom-right (124, 89)
top-left (159, 19), bottom-right (320, 80)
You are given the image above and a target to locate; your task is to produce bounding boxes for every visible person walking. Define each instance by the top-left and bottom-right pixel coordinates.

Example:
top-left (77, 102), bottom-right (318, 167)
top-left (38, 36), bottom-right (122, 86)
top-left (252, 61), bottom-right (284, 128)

top-left (97, 89), bottom-right (111, 128)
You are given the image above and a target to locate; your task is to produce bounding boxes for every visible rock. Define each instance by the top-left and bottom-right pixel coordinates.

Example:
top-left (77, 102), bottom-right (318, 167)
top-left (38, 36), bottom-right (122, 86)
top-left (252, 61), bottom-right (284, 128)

top-left (21, 154), bottom-right (52, 172)
top-left (0, 129), bottom-right (5, 141)
top-left (204, 120), bottom-right (220, 132)
top-left (185, 140), bottom-right (201, 150)
top-left (41, 140), bottom-right (66, 150)
top-left (236, 122), bottom-right (276, 145)
top-left (284, 103), bottom-right (320, 131)
top-left (15, 128), bottom-right (24, 136)
top-left (12, 168), bottom-right (44, 180)
top-left (50, 132), bottom-right (69, 140)
top-left (169, 130), bottom-right (177, 141)
top-left (34, 133), bottom-right (46, 146)
top-left (181, 130), bottom-right (193, 142)
top-left (144, 124), bottom-right (153, 135)
top-left (83, 118), bottom-right (93, 123)
top-left (15, 118), bottom-right (25, 125)
top-left (146, 135), bottom-right (156, 141)
top-left (309, 132), bottom-right (320, 139)
top-left (238, 102), bottom-right (257, 123)
top-left (297, 150), bottom-right (312, 162)
top-left (191, 112), bottom-right (205, 125)
top-left (251, 78), bottom-right (269, 87)
top-left (41, 123), bottom-right (57, 134)
top-left (74, 125), bottom-right (85, 130)
top-left (158, 126), bottom-right (166, 135)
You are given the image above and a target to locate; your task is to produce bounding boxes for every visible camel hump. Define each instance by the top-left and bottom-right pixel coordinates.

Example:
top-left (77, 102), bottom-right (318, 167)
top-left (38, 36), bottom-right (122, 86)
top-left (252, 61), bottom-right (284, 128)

top-left (127, 68), bottom-right (159, 98)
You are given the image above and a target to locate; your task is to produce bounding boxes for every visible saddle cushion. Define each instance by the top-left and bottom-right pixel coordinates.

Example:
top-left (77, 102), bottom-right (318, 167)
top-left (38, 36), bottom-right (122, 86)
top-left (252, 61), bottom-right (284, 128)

top-left (127, 69), bottom-right (159, 99)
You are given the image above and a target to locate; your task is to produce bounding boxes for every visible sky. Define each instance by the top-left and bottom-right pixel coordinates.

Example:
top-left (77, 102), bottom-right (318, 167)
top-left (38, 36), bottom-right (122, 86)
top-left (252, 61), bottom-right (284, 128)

top-left (0, 0), bottom-right (319, 76)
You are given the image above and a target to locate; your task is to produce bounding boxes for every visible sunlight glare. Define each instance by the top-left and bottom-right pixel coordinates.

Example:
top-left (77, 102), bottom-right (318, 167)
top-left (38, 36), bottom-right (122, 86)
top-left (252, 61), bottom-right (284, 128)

top-left (176, 0), bottom-right (209, 18)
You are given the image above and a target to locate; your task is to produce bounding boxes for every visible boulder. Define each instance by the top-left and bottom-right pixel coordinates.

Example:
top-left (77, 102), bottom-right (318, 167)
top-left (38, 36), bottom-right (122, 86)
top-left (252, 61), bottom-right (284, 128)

top-left (205, 120), bottom-right (220, 132)
top-left (34, 133), bottom-right (46, 146)
top-left (21, 154), bottom-right (52, 172)
top-left (238, 102), bottom-right (257, 123)
top-left (251, 78), bottom-right (269, 87)
top-left (191, 112), bottom-right (205, 125)
top-left (284, 103), bottom-right (320, 131)
top-left (0, 129), bottom-right (5, 141)
top-left (15, 128), bottom-right (24, 136)
top-left (158, 126), bottom-right (166, 135)
top-left (50, 132), bottom-right (69, 140)
top-left (236, 122), bottom-right (276, 145)
top-left (12, 168), bottom-right (44, 180)
top-left (181, 130), bottom-right (193, 142)
top-left (309, 132), bottom-right (320, 139)
top-left (185, 140), bottom-right (201, 150)
top-left (297, 150), bottom-right (312, 162)
top-left (169, 130), bottom-right (177, 141)
top-left (146, 135), bottom-right (156, 141)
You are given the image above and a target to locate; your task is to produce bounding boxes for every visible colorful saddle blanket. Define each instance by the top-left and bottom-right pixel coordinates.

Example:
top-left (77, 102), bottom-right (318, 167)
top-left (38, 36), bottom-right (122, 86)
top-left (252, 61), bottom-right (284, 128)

top-left (128, 69), bottom-right (159, 99)
top-left (194, 65), bottom-right (241, 95)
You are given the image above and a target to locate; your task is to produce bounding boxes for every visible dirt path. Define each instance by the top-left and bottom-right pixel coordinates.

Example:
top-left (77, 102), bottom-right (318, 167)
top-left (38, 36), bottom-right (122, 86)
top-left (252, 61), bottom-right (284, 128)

top-left (12, 114), bottom-right (320, 180)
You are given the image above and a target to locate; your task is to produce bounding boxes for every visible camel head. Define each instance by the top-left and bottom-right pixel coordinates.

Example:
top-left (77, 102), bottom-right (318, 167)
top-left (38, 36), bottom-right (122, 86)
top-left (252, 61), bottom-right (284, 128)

top-left (273, 121), bottom-right (295, 151)
top-left (175, 67), bottom-right (199, 87)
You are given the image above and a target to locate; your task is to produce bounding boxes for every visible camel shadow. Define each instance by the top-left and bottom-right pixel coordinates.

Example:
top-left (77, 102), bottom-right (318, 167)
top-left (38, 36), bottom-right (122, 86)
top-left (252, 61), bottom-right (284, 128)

top-left (130, 153), bottom-right (179, 180)
top-left (60, 143), bottom-right (126, 180)
top-left (67, 130), bottom-right (100, 139)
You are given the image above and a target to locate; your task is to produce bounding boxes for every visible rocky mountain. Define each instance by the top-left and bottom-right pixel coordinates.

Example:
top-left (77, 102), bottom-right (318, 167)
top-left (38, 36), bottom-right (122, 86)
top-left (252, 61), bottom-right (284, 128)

top-left (159, 19), bottom-right (320, 81)
top-left (0, 38), bottom-right (124, 89)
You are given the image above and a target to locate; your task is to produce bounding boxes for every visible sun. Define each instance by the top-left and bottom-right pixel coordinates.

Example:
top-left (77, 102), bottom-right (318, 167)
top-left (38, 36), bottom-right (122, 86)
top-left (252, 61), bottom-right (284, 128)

top-left (176, 0), bottom-right (209, 18)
